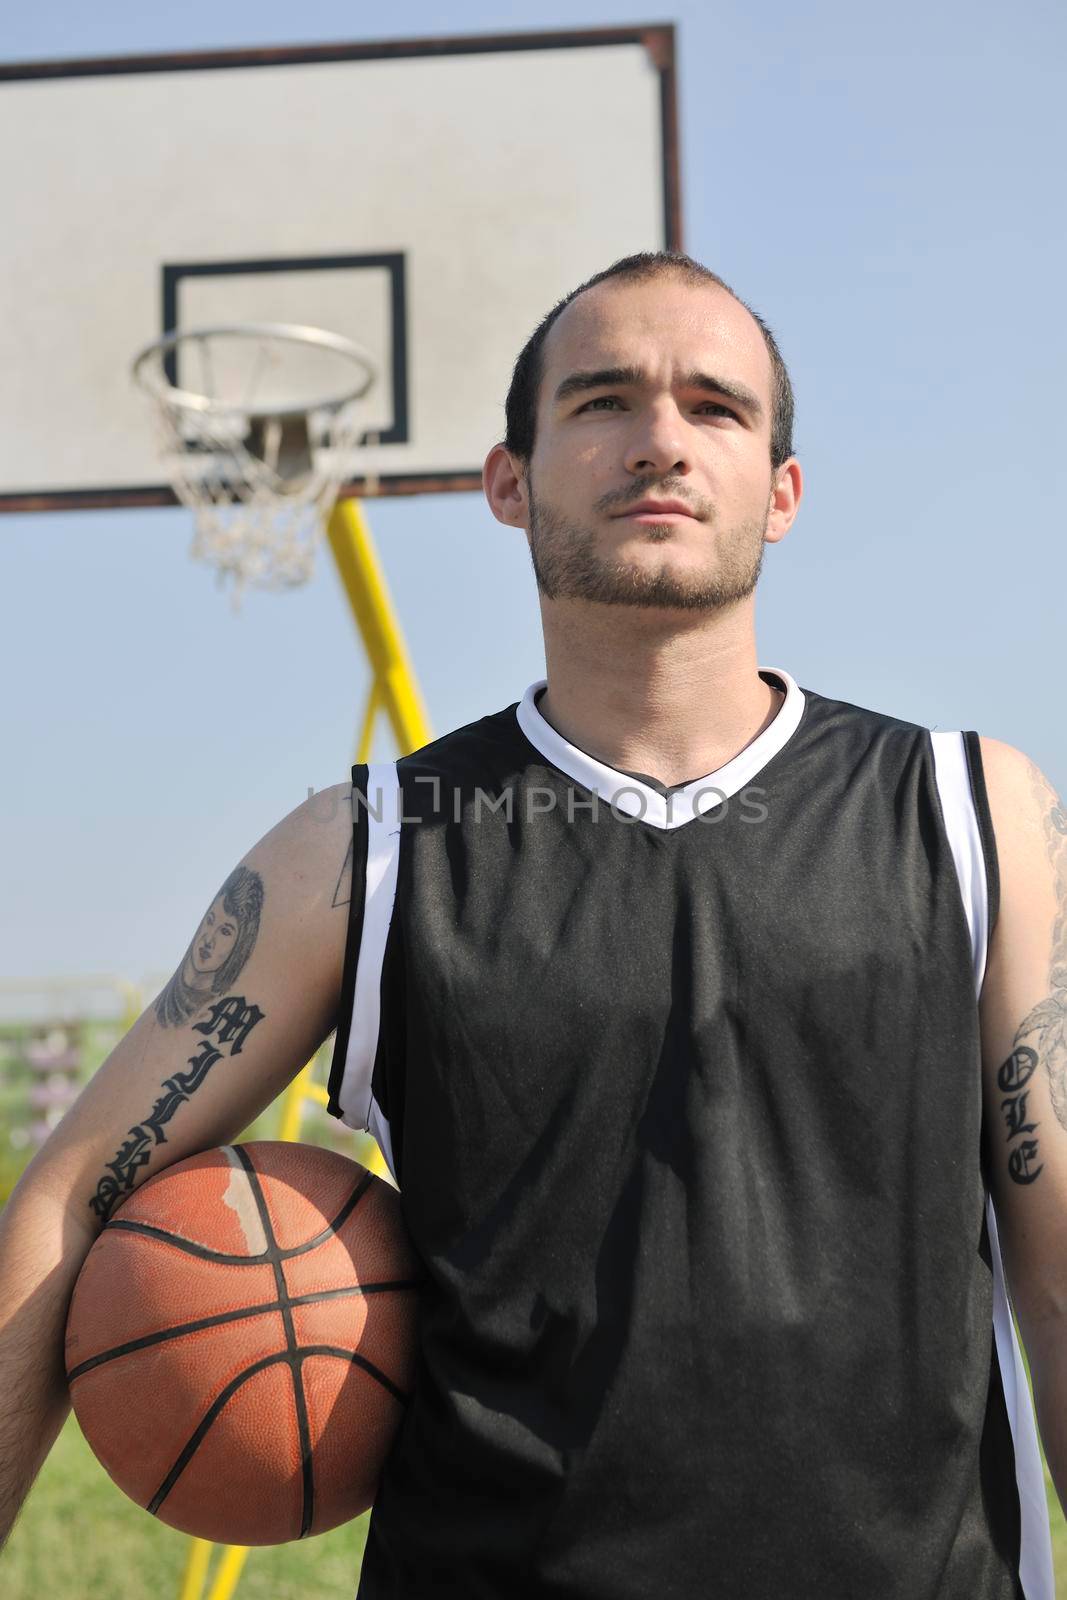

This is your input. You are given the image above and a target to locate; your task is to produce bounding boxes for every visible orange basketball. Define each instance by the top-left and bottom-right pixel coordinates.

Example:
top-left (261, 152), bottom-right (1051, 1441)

top-left (64, 1141), bottom-right (421, 1545)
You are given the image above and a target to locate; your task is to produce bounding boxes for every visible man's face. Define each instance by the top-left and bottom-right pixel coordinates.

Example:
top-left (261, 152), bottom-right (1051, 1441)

top-left (520, 275), bottom-right (788, 610)
top-left (189, 896), bottom-right (236, 977)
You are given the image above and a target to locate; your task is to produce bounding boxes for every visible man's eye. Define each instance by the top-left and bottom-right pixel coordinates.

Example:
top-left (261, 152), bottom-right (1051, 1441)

top-left (578, 397), bottom-right (739, 419)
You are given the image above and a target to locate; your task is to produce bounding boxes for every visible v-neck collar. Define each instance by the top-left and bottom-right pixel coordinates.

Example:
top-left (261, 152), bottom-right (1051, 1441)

top-left (515, 667), bottom-right (806, 832)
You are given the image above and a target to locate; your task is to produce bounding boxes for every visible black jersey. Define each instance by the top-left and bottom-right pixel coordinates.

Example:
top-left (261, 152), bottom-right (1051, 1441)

top-left (327, 667), bottom-right (1053, 1600)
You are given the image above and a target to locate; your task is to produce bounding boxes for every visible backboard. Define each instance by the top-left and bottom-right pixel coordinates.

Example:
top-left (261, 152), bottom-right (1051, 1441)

top-left (0, 26), bottom-right (681, 512)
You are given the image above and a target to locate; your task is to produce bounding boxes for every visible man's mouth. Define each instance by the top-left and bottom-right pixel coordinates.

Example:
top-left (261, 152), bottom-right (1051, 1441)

top-left (613, 498), bottom-right (702, 520)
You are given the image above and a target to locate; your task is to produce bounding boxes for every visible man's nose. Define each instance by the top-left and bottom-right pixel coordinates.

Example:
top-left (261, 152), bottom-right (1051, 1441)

top-left (623, 404), bottom-right (691, 477)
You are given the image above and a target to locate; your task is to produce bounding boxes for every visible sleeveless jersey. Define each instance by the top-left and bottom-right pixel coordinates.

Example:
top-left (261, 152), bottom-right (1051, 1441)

top-left (326, 667), bottom-right (1054, 1600)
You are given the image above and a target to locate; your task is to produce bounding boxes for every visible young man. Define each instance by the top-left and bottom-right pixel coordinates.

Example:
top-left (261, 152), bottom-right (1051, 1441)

top-left (1, 253), bottom-right (1064, 1599)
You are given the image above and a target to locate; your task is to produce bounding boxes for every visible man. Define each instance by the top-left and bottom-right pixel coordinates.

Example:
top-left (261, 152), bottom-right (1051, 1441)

top-left (0, 252), bottom-right (1063, 1599)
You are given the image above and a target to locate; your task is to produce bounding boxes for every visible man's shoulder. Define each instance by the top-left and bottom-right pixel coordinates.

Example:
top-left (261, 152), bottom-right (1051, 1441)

top-left (975, 734), bottom-right (1062, 858)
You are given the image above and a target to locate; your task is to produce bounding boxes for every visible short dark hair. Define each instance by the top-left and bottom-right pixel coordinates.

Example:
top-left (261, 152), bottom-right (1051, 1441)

top-left (503, 251), bottom-right (795, 472)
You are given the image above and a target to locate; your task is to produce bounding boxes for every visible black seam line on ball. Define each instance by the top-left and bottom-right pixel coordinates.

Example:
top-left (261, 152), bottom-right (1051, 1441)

top-left (148, 1349), bottom-right (291, 1515)
top-left (65, 1278), bottom-right (423, 1382)
top-left (105, 1168), bottom-right (376, 1265)
top-left (276, 1342), bottom-right (409, 1406)
top-left (324, 1345), bottom-right (408, 1405)
top-left (234, 1147), bottom-right (316, 1541)
top-left (147, 1343), bottom-right (411, 1518)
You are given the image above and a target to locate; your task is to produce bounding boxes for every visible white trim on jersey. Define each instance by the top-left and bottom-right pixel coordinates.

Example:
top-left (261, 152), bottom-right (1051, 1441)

top-left (930, 729), bottom-right (992, 993)
top-left (516, 666), bottom-right (806, 831)
top-left (988, 1199), bottom-right (1055, 1599)
top-left (930, 727), bottom-right (1055, 1600)
top-left (331, 760), bottom-right (402, 1141)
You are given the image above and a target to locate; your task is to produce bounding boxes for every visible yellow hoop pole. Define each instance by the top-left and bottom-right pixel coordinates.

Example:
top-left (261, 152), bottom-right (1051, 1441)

top-left (178, 1539), bottom-right (213, 1600)
top-left (355, 678), bottom-right (383, 764)
top-left (118, 979), bottom-right (143, 1030)
top-left (276, 1060), bottom-right (320, 1144)
top-left (326, 498), bottom-right (433, 755)
top-left (205, 1545), bottom-right (251, 1600)
top-left (177, 1539), bottom-right (252, 1600)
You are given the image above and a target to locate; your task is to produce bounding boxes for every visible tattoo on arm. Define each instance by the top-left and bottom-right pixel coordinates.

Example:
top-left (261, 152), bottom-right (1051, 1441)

top-left (997, 762), bottom-right (1067, 1186)
top-left (332, 838), bottom-right (353, 909)
top-left (89, 995), bottom-right (266, 1223)
top-left (998, 1046), bottom-right (1043, 1184)
top-left (155, 865), bottom-right (264, 1028)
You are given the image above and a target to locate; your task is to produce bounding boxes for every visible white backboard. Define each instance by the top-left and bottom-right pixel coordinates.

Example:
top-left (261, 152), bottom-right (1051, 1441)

top-left (0, 27), bottom-right (681, 510)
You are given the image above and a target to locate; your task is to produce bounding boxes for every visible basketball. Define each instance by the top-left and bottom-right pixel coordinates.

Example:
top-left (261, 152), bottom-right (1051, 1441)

top-left (64, 1141), bottom-right (421, 1545)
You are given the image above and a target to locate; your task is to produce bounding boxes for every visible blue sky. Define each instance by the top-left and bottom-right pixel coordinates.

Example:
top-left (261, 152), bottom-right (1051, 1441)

top-left (3, 0), bottom-right (1064, 985)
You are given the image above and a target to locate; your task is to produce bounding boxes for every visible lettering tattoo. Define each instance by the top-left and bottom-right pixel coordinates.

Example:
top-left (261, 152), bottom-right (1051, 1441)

top-left (998, 1046), bottom-right (1043, 1184)
top-left (996, 762), bottom-right (1067, 1186)
top-left (155, 865), bottom-right (264, 1028)
top-left (89, 995), bottom-right (266, 1223)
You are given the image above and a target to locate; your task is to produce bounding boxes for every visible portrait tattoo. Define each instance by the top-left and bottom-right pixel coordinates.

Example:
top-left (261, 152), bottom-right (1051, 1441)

top-left (88, 995), bottom-right (265, 1223)
top-left (155, 864), bottom-right (264, 1028)
top-left (995, 762), bottom-right (1067, 1186)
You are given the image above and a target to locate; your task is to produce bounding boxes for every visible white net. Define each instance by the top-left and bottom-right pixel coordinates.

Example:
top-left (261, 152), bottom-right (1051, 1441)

top-left (132, 326), bottom-right (376, 608)
top-left (151, 399), bottom-right (365, 606)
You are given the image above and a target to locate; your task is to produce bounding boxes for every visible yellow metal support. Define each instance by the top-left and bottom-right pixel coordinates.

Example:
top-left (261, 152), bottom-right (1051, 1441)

top-left (178, 1540), bottom-right (250, 1600)
top-left (355, 677), bottom-right (383, 765)
top-left (118, 979), bottom-right (143, 1031)
top-left (178, 1539), bottom-right (212, 1600)
top-left (326, 497), bottom-right (433, 755)
top-left (177, 497), bottom-right (428, 1597)
top-left (276, 1061), bottom-right (324, 1144)
top-left (205, 1545), bottom-right (250, 1600)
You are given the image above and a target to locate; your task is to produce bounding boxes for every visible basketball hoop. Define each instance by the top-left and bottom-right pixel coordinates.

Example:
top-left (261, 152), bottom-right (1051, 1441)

top-left (131, 323), bottom-right (377, 606)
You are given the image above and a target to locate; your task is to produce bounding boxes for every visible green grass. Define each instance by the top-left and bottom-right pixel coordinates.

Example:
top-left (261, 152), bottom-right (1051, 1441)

top-left (4, 1413), bottom-right (369, 1598)
top-left (5, 1412), bottom-right (1067, 1596)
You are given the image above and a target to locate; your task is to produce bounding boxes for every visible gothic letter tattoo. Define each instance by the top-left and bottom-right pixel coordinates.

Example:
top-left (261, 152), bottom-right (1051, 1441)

top-left (155, 865), bottom-right (265, 1028)
top-left (89, 995), bottom-right (266, 1222)
top-left (995, 763), bottom-right (1067, 1186)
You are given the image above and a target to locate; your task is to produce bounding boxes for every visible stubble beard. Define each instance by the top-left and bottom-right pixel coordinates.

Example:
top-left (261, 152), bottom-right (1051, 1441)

top-left (525, 477), bottom-right (769, 611)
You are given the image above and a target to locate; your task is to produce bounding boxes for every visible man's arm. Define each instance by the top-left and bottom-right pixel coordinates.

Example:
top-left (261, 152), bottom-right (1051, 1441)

top-left (0, 780), bottom-right (355, 1549)
top-left (977, 735), bottom-right (1067, 1506)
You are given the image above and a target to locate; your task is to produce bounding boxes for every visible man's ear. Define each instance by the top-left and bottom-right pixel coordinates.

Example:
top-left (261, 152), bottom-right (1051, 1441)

top-left (764, 458), bottom-right (802, 546)
top-left (483, 443), bottom-right (529, 530)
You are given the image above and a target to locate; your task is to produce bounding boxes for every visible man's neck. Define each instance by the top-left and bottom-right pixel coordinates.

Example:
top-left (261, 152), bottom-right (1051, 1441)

top-left (535, 600), bottom-right (783, 790)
